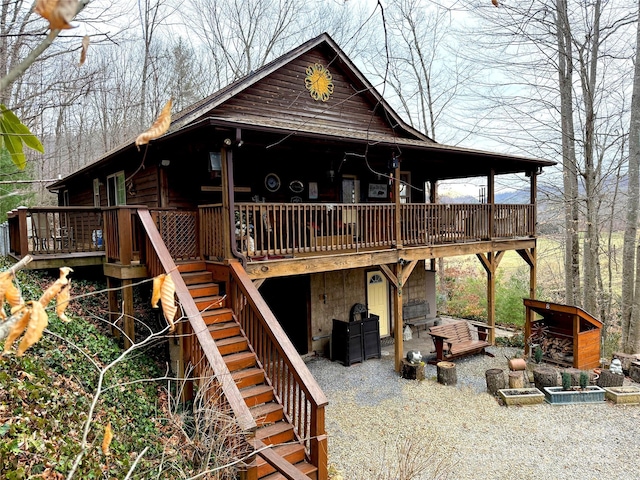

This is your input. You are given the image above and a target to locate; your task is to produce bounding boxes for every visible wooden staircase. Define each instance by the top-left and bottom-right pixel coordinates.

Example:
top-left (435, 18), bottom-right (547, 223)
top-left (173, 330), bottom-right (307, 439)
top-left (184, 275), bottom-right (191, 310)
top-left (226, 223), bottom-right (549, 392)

top-left (178, 261), bottom-right (318, 480)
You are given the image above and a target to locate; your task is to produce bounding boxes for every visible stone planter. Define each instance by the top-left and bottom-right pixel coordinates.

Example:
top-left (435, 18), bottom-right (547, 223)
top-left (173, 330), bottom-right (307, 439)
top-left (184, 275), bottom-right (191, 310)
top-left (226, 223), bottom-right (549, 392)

top-left (604, 386), bottom-right (640, 405)
top-left (498, 388), bottom-right (545, 406)
top-left (543, 386), bottom-right (605, 404)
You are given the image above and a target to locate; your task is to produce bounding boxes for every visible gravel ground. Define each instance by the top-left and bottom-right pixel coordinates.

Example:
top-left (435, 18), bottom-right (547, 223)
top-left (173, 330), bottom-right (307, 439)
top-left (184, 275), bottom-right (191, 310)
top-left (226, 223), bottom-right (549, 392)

top-left (306, 347), bottom-right (640, 480)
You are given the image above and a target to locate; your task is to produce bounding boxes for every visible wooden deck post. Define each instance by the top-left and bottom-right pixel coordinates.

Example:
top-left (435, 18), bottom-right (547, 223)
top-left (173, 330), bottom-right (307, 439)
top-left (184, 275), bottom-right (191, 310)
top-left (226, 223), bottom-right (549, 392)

top-left (488, 169), bottom-right (495, 238)
top-left (17, 207), bottom-right (29, 256)
top-left (517, 247), bottom-right (537, 349)
top-left (122, 278), bottom-right (135, 349)
top-left (117, 207), bottom-right (133, 265)
top-left (381, 260), bottom-right (417, 372)
top-left (107, 277), bottom-right (120, 338)
top-left (477, 251), bottom-right (504, 344)
top-left (394, 160), bottom-right (402, 249)
top-left (310, 406), bottom-right (328, 480)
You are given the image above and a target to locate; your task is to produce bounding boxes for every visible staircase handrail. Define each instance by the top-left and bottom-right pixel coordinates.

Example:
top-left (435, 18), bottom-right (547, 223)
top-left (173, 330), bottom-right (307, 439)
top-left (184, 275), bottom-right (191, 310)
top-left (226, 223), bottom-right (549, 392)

top-left (228, 261), bottom-right (328, 408)
top-left (136, 208), bottom-right (256, 432)
top-left (228, 260), bottom-right (328, 479)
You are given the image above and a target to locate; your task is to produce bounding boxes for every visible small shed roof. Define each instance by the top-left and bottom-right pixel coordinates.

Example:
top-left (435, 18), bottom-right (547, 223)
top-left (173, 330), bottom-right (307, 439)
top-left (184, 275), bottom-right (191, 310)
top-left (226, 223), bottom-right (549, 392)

top-left (523, 298), bottom-right (603, 329)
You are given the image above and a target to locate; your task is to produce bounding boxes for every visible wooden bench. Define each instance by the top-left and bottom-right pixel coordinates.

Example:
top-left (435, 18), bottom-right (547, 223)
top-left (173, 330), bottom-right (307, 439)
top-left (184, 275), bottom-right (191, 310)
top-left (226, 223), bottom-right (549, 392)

top-left (428, 320), bottom-right (493, 364)
top-left (403, 300), bottom-right (433, 337)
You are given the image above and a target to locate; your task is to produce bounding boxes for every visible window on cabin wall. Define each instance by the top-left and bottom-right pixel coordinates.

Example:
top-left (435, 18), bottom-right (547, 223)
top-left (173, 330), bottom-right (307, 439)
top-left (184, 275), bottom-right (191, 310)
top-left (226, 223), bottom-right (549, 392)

top-left (93, 178), bottom-right (101, 207)
top-left (400, 172), bottom-right (411, 203)
top-left (62, 190), bottom-right (70, 206)
top-left (106, 171), bottom-right (126, 206)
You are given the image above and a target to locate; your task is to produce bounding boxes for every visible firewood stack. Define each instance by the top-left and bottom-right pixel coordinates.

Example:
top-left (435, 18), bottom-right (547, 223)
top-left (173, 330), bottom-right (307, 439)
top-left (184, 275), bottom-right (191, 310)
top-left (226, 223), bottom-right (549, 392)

top-left (541, 337), bottom-right (573, 361)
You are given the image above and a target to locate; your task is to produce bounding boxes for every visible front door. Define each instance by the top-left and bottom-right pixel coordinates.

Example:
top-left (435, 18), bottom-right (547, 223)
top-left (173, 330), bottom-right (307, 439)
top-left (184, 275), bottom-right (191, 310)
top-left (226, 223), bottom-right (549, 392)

top-left (367, 271), bottom-right (389, 337)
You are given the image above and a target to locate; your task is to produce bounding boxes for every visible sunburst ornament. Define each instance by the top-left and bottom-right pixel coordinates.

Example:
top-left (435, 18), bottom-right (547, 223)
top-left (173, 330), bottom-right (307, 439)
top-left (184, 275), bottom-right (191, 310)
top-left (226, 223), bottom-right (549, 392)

top-left (305, 63), bottom-right (334, 102)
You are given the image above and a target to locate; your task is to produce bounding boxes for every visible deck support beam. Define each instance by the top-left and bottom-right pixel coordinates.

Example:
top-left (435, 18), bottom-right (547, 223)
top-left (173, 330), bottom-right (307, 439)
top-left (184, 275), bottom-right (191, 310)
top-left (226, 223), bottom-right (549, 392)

top-left (476, 251), bottom-right (504, 344)
top-left (380, 259), bottom-right (418, 372)
top-left (122, 279), bottom-right (135, 349)
top-left (517, 246), bottom-right (537, 332)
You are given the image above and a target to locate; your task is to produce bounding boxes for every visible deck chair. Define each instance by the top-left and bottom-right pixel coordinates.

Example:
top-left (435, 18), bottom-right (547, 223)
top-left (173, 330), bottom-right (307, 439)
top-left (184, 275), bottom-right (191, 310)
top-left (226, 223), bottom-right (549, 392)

top-left (31, 213), bottom-right (50, 250)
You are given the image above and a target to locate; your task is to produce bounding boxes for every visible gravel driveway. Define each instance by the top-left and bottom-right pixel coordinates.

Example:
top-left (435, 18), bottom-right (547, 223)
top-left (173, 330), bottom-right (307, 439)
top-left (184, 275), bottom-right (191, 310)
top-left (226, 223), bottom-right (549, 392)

top-left (306, 347), bottom-right (640, 480)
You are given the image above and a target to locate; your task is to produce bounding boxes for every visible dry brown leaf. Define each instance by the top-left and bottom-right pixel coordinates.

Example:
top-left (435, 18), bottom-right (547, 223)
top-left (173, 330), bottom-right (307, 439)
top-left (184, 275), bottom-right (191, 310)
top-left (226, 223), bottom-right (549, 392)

top-left (79, 35), bottom-right (90, 65)
top-left (135, 98), bottom-right (172, 147)
top-left (35, 0), bottom-right (78, 30)
top-left (5, 281), bottom-right (23, 309)
top-left (2, 309), bottom-right (30, 355)
top-left (492, 0), bottom-right (499, 6)
top-left (151, 274), bottom-right (166, 308)
top-left (160, 274), bottom-right (177, 331)
top-left (17, 301), bottom-right (48, 356)
top-left (39, 267), bottom-right (72, 307)
top-left (56, 280), bottom-right (71, 323)
top-left (102, 422), bottom-right (113, 455)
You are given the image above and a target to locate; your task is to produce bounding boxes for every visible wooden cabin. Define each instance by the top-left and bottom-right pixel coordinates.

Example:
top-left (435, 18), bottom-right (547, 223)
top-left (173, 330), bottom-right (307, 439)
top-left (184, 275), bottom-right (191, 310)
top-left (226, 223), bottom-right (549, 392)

top-left (7, 34), bottom-right (554, 479)
top-left (524, 299), bottom-right (602, 370)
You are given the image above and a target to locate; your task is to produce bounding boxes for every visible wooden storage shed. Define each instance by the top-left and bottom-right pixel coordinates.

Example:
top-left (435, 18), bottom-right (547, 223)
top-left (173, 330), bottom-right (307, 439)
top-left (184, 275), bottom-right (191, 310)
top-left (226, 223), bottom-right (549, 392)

top-left (524, 299), bottom-right (602, 370)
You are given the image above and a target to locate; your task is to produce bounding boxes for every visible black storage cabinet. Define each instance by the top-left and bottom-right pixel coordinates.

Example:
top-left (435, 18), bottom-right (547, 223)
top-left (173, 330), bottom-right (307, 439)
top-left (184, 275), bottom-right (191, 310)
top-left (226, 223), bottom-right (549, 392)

top-left (332, 315), bottom-right (381, 366)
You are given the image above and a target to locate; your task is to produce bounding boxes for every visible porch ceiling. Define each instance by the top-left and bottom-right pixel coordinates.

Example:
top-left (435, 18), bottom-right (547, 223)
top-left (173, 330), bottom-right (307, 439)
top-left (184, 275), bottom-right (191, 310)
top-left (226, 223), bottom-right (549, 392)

top-left (201, 116), bottom-right (555, 180)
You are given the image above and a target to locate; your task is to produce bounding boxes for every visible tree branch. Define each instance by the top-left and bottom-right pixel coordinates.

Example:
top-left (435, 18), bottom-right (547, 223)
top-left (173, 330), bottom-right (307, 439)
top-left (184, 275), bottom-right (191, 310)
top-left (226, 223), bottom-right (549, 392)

top-left (0, 0), bottom-right (91, 93)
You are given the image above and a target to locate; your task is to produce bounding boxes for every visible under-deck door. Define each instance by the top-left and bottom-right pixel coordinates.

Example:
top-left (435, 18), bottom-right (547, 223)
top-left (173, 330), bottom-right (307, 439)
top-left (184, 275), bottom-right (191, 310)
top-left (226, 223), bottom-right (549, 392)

top-left (367, 271), bottom-right (389, 337)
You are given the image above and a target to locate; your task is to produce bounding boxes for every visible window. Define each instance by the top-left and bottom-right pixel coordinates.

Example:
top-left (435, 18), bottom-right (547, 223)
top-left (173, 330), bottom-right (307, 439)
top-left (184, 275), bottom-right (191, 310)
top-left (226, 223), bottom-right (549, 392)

top-left (106, 171), bottom-right (126, 206)
top-left (400, 172), bottom-right (411, 203)
top-left (62, 190), bottom-right (70, 206)
top-left (93, 178), bottom-right (101, 207)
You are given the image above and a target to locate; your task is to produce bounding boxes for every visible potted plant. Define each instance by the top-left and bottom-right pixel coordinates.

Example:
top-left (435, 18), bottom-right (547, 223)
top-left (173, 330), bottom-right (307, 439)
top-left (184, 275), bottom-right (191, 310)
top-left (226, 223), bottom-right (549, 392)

top-left (544, 370), bottom-right (605, 404)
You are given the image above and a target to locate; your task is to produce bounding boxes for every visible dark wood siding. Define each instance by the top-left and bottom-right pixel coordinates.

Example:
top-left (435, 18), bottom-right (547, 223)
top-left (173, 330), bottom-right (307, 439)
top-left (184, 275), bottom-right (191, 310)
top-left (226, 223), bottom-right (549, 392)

top-left (210, 48), bottom-right (399, 137)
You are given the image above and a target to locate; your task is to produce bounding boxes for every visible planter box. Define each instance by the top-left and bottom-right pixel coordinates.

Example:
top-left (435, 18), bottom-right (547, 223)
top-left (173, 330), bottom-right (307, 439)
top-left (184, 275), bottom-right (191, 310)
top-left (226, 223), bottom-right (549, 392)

top-left (498, 388), bottom-right (545, 406)
top-left (543, 386), bottom-right (605, 404)
top-left (604, 386), bottom-right (640, 405)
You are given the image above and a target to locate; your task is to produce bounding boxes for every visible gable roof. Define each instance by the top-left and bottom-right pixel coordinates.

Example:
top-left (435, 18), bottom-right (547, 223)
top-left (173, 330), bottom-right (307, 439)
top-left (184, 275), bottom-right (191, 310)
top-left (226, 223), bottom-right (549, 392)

top-left (168, 32), bottom-right (432, 142)
top-left (49, 33), bottom-right (555, 190)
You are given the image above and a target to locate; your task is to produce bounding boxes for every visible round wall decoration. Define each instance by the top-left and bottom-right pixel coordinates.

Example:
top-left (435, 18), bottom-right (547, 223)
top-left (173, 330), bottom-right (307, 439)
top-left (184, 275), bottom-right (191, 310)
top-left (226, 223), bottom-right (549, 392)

top-left (289, 180), bottom-right (304, 193)
top-left (265, 173), bottom-right (281, 192)
top-left (305, 63), bottom-right (334, 102)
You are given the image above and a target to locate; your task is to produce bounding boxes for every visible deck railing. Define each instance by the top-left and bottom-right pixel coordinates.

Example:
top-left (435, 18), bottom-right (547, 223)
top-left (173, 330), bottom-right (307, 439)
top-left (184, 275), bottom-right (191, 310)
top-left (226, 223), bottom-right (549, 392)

top-left (7, 206), bottom-right (104, 257)
top-left (227, 260), bottom-right (328, 478)
top-left (8, 203), bottom-right (535, 263)
top-left (198, 204), bottom-right (226, 260)
top-left (230, 202), bottom-right (535, 258)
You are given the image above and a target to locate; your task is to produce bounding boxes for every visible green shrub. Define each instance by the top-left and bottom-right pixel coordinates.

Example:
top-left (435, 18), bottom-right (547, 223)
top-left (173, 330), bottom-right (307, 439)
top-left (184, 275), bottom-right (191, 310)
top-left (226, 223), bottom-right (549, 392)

top-left (579, 371), bottom-right (589, 389)
top-left (534, 346), bottom-right (543, 364)
top-left (562, 372), bottom-right (572, 390)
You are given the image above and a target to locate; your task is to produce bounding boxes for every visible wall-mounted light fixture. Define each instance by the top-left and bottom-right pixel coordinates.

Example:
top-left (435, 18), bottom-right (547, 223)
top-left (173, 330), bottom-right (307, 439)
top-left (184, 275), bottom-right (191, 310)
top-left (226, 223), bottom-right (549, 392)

top-left (160, 159), bottom-right (171, 167)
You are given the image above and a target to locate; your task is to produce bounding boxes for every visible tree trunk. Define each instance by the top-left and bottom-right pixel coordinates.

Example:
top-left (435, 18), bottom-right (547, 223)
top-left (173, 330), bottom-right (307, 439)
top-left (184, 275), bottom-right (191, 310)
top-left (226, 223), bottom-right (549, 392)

top-left (533, 366), bottom-right (558, 390)
top-left (508, 371), bottom-right (525, 389)
top-left (485, 368), bottom-right (505, 395)
top-left (437, 361), bottom-right (457, 386)
top-left (596, 369), bottom-right (624, 388)
top-left (624, 0), bottom-right (640, 353)
top-left (555, 0), bottom-right (581, 307)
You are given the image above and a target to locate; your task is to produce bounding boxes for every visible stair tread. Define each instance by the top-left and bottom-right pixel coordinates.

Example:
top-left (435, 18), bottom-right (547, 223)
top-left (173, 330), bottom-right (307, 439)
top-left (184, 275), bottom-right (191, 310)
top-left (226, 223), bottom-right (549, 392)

top-left (242, 384), bottom-right (273, 397)
top-left (208, 321), bottom-right (239, 331)
top-left (224, 351), bottom-right (256, 371)
top-left (255, 443), bottom-right (307, 476)
top-left (255, 421), bottom-right (294, 441)
top-left (250, 402), bottom-right (283, 418)
top-left (259, 460), bottom-right (317, 480)
top-left (232, 366), bottom-right (264, 380)
top-left (176, 262), bottom-right (206, 272)
top-left (216, 335), bottom-right (247, 346)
